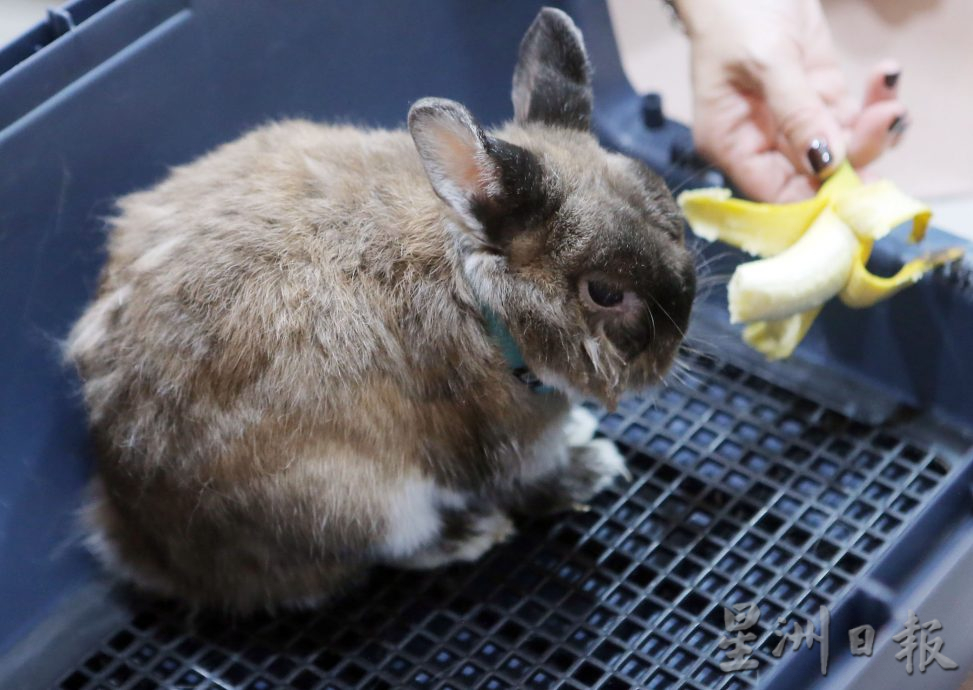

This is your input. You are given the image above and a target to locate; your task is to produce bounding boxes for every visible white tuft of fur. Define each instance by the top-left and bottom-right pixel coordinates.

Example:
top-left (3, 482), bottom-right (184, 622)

top-left (563, 406), bottom-right (599, 447)
top-left (575, 438), bottom-right (630, 490)
top-left (582, 330), bottom-right (625, 395)
top-left (517, 414), bottom-right (572, 485)
top-left (375, 475), bottom-right (446, 560)
top-left (81, 499), bottom-right (173, 596)
top-left (530, 365), bottom-right (585, 400)
top-left (131, 236), bottom-right (184, 273)
top-left (65, 285), bottom-right (131, 360)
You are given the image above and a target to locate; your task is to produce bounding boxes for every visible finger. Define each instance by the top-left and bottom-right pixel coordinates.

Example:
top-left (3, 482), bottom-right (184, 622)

top-left (761, 62), bottom-right (847, 178)
top-left (774, 173), bottom-right (820, 203)
top-left (862, 59), bottom-right (902, 108)
top-left (722, 148), bottom-right (818, 203)
top-left (847, 100), bottom-right (909, 169)
top-left (692, 91), bottom-right (820, 202)
top-left (820, 87), bottom-right (858, 131)
top-left (808, 64), bottom-right (857, 127)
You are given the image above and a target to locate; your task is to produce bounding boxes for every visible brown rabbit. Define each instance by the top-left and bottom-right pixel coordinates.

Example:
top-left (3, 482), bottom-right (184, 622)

top-left (65, 8), bottom-right (696, 611)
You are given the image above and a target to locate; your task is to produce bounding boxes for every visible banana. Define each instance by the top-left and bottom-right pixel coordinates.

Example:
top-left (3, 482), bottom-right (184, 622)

top-left (743, 307), bottom-right (822, 361)
top-left (840, 243), bottom-right (965, 309)
top-left (832, 179), bottom-right (930, 242)
top-left (673, 187), bottom-right (825, 257)
top-left (678, 163), bottom-right (962, 360)
top-left (727, 207), bottom-right (858, 323)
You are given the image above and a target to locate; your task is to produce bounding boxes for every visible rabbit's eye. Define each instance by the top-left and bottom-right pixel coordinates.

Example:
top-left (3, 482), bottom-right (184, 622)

top-left (587, 280), bottom-right (624, 308)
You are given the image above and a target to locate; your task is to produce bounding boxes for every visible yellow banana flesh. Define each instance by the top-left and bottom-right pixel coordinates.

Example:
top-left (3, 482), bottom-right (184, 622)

top-left (728, 208), bottom-right (858, 323)
top-left (677, 162), bottom-right (963, 360)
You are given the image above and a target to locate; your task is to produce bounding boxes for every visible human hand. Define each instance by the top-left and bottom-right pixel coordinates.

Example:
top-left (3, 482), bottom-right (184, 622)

top-left (676, 0), bottom-right (908, 202)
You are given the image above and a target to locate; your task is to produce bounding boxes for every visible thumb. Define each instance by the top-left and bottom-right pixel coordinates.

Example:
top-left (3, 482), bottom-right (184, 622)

top-left (761, 62), bottom-right (846, 178)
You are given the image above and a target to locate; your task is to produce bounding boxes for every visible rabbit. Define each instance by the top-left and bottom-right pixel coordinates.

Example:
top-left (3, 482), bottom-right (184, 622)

top-left (65, 7), bottom-right (696, 612)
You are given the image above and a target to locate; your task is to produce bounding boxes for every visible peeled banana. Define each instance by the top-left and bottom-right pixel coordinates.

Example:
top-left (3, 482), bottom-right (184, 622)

top-left (678, 163), bottom-right (962, 360)
top-left (727, 207), bottom-right (858, 323)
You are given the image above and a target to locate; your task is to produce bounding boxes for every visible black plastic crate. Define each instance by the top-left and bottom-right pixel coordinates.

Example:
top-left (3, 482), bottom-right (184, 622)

top-left (49, 330), bottom-right (969, 690)
top-left (3, 2), bottom-right (973, 689)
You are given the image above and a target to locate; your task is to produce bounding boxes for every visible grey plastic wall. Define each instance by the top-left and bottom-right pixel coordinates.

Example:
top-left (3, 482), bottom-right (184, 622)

top-left (1, 0), bottom-right (971, 671)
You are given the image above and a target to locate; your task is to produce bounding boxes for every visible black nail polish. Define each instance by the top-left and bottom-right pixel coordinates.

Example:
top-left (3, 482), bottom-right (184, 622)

top-left (883, 71), bottom-right (901, 89)
top-left (807, 139), bottom-right (833, 175)
top-left (889, 114), bottom-right (909, 136)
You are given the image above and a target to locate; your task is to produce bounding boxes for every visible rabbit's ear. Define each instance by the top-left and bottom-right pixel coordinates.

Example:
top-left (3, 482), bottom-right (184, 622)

top-left (512, 7), bottom-right (592, 131)
top-left (409, 98), bottom-right (546, 244)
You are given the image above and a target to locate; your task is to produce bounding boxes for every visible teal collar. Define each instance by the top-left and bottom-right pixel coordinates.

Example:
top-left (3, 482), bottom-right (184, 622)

top-left (480, 303), bottom-right (557, 395)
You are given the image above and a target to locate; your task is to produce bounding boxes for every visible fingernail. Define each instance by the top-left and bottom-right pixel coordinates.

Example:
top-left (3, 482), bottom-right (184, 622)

top-left (807, 139), bottom-right (834, 176)
top-left (883, 70), bottom-right (901, 89)
top-left (888, 114), bottom-right (909, 136)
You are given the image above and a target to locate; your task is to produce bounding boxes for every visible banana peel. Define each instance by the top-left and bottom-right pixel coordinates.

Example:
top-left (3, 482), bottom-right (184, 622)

top-left (742, 307), bottom-right (822, 361)
top-left (727, 207), bottom-right (859, 323)
top-left (841, 242), bottom-right (964, 309)
top-left (678, 163), bottom-right (962, 360)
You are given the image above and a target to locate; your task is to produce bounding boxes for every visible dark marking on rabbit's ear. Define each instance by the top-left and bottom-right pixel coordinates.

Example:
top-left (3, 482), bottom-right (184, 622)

top-left (512, 7), bottom-right (592, 131)
top-left (409, 97), bottom-right (554, 247)
top-left (470, 136), bottom-right (555, 247)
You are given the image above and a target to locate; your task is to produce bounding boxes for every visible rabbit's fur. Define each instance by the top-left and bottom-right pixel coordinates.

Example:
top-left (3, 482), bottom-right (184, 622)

top-left (66, 8), bottom-right (696, 611)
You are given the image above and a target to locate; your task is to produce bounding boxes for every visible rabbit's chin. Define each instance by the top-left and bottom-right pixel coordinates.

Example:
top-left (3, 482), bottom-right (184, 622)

top-left (607, 348), bottom-right (682, 410)
top-left (535, 333), bottom-right (684, 411)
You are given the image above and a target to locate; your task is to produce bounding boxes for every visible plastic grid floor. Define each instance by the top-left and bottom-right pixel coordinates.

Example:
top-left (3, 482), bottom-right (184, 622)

top-left (56, 351), bottom-right (953, 690)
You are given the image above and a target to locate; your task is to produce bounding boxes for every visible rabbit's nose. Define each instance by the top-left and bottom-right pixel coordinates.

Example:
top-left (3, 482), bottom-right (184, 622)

top-left (647, 279), bottom-right (694, 342)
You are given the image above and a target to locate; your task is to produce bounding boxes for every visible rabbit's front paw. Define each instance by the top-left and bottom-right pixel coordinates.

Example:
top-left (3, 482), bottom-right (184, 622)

top-left (563, 406), bottom-right (599, 447)
top-left (564, 438), bottom-right (631, 505)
